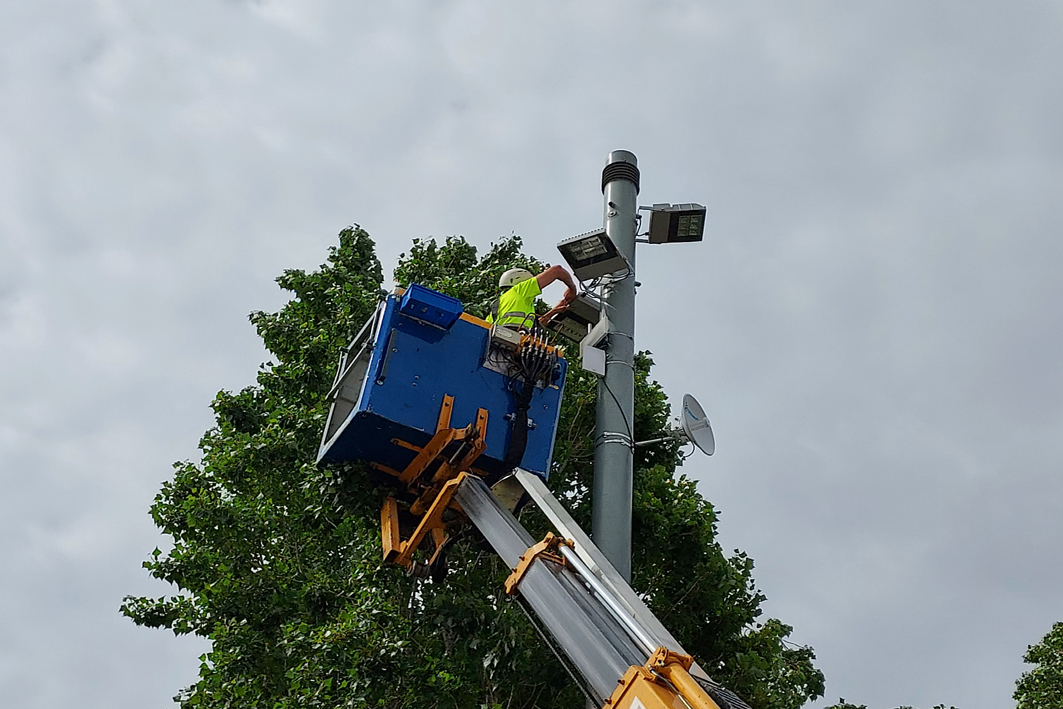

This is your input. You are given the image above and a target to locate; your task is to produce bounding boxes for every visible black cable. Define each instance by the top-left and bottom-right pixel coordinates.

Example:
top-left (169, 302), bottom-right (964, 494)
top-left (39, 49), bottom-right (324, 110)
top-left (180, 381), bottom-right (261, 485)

top-left (497, 330), bottom-right (563, 471)
top-left (692, 676), bottom-right (753, 709)
top-left (599, 374), bottom-right (634, 444)
top-left (680, 441), bottom-right (696, 461)
top-left (503, 372), bottom-right (535, 469)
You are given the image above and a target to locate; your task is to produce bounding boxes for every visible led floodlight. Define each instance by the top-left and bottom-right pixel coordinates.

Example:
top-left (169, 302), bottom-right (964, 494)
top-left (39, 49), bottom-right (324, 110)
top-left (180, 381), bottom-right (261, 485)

top-left (645, 203), bottom-right (706, 244)
top-left (557, 229), bottom-right (631, 281)
top-left (544, 293), bottom-right (601, 342)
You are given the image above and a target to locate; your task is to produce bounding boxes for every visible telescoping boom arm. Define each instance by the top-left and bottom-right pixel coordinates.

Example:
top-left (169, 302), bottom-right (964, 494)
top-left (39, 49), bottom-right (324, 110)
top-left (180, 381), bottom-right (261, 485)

top-left (445, 470), bottom-right (749, 709)
top-left (318, 286), bottom-right (750, 708)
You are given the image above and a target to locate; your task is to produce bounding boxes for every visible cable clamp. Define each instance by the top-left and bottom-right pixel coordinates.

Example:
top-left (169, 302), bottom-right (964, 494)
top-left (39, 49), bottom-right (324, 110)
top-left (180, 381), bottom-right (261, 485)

top-left (595, 432), bottom-right (635, 451)
top-left (603, 357), bottom-right (635, 369)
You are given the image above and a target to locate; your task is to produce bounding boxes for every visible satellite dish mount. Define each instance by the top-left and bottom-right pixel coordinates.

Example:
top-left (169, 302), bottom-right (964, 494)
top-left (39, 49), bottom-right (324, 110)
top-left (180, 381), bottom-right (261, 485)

top-left (634, 394), bottom-right (715, 456)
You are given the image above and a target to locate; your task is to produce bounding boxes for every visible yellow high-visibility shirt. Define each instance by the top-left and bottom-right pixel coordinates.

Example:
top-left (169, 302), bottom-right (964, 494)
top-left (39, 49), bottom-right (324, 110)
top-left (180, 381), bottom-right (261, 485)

top-left (487, 277), bottom-right (542, 329)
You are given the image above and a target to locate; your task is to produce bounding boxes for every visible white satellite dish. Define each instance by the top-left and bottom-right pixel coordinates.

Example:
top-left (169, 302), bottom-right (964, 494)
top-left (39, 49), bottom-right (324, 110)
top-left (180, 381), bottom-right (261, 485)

top-left (679, 394), bottom-right (715, 456)
top-left (634, 393), bottom-right (715, 456)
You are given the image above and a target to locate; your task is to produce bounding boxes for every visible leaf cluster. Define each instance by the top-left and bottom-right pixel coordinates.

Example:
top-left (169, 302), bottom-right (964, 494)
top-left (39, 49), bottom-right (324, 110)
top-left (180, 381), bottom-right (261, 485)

top-left (393, 236), bottom-right (546, 321)
top-left (1015, 621), bottom-right (1063, 709)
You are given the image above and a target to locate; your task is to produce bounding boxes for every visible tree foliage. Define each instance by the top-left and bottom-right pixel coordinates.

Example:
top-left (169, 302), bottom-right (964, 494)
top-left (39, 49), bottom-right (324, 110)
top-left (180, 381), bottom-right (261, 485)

top-left (1015, 621), bottom-right (1063, 709)
top-left (124, 227), bottom-right (824, 708)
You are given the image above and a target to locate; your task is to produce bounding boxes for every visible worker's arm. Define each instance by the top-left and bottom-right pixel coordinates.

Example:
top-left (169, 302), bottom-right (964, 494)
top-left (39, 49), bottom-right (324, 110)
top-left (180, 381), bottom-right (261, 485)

top-left (535, 265), bottom-right (578, 305)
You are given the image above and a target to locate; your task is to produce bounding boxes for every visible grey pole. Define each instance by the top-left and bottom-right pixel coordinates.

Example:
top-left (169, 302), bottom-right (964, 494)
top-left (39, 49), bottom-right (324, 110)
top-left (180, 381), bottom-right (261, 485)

top-left (592, 150), bottom-right (640, 582)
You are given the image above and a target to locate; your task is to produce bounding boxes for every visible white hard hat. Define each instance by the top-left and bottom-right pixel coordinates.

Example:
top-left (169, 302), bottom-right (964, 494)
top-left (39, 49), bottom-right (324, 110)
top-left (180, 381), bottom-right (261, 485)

top-left (499, 268), bottom-right (534, 288)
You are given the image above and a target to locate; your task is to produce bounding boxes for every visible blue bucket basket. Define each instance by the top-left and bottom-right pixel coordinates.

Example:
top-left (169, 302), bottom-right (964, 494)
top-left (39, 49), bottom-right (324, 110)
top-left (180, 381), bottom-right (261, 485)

top-left (318, 285), bottom-right (566, 479)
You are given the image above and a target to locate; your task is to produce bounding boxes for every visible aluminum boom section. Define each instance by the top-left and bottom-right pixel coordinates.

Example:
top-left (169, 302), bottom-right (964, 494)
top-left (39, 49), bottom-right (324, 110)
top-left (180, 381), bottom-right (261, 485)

top-left (443, 474), bottom-right (752, 709)
top-left (452, 475), bottom-right (644, 705)
top-left (556, 544), bottom-right (657, 657)
top-left (512, 467), bottom-right (713, 681)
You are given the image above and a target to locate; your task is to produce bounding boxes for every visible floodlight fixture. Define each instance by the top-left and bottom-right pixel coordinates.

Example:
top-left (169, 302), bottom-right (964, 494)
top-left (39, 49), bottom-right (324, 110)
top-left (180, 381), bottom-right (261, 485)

top-left (557, 228), bottom-right (631, 282)
top-left (543, 293), bottom-right (601, 343)
top-left (643, 203), bottom-right (706, 244)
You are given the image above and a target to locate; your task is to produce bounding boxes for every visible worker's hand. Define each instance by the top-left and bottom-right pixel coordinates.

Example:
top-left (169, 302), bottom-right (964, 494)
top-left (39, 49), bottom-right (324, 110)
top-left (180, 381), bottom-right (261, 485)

top-left (539, 306), bottom-right (564, 327)
top-left (563, 287), bottom-right (577, 305)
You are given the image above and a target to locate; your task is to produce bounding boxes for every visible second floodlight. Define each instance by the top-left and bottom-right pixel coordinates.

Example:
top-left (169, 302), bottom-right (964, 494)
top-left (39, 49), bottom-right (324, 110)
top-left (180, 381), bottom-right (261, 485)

top-left (645, 203), bottom-right (706, 244)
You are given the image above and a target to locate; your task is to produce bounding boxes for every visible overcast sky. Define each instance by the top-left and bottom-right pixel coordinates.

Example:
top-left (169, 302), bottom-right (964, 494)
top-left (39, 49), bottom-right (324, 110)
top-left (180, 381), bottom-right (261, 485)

top-left (2, 2), bottom-right (1062, 708)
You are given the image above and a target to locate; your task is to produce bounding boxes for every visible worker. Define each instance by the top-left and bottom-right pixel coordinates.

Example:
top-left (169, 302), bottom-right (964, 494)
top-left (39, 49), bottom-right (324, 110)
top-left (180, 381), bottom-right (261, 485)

top-left (487, 265), bottom-right (578, 332)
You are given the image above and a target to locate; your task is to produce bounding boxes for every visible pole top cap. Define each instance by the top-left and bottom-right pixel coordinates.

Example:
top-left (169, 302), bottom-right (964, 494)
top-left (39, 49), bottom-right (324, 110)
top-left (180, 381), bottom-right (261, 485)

top-left (602, 151), bottom-right (640, 194)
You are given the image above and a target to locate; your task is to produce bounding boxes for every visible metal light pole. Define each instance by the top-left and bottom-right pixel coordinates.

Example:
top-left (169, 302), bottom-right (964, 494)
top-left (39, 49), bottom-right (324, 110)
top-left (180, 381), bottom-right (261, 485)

top-left (592, 150), bottom-right (640, 582)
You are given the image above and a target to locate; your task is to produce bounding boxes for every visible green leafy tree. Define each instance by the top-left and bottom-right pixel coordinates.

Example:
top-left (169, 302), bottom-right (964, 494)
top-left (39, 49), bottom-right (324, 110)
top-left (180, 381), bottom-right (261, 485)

top-left (1015, 621), bottom-right (1063, 709)
top-left (123, 228), bottom-right (824, 708)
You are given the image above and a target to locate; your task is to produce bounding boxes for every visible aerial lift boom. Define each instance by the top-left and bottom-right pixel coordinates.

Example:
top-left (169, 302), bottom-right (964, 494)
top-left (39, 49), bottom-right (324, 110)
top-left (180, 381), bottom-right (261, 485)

top-left (454, 471), bottom-right (749, 709)
top-left (318, 285), bottom-right (749, 709)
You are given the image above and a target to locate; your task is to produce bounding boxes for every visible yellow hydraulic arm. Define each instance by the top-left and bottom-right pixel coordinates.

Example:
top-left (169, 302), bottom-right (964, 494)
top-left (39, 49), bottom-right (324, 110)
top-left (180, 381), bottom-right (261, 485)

top-left (368, 395), bottom-right (744, 709)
